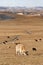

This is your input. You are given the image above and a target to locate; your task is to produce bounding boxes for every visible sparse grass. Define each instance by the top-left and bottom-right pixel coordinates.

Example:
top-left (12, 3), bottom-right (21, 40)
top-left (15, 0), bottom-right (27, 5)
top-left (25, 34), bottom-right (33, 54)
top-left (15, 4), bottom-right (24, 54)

top-left (0, 13), bottom-right (43, 65)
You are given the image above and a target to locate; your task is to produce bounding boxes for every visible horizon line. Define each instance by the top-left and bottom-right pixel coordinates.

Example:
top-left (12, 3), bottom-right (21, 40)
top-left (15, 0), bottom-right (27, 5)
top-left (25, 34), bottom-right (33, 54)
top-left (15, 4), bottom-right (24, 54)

top-left (0, 6), bottom-right (43, 8)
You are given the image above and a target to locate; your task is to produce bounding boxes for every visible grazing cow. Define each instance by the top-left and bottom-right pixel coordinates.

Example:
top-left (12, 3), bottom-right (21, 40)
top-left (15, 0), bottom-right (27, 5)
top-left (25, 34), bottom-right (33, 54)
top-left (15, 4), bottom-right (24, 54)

top-left (3, 42), bottom-right (6, 44)
top-left (39, 39), bottom-right (42, 41)
top-left (7, 36), bottom-right (10, 38)
top-left (15, 43), bottom-right (28, 55)
top-left (35, 39), bottom-right (42, 42)
top-left (5, 41), bottom-right (8, 42)
top-left (35, 39), bottom-right (38, 42)
top-left (32, 47), bottom-right (37, 51)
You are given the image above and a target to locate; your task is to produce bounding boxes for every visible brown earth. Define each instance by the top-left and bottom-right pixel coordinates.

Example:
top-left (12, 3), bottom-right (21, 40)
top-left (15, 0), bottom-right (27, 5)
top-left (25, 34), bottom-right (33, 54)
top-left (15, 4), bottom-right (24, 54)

top-left (0, 13), bottom-right (43, 65)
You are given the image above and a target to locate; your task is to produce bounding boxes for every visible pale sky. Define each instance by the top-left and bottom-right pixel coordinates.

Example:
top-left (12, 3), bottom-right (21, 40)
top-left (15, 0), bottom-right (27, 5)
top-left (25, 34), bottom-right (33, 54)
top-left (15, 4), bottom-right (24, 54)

top-left (0, 0), bottom-right (43, 7)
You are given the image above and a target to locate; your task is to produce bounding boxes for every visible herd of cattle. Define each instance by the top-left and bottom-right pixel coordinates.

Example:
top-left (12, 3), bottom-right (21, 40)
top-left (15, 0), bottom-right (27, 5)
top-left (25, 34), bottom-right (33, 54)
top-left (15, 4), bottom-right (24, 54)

top-left (0, 36), bottom-right (42, 56)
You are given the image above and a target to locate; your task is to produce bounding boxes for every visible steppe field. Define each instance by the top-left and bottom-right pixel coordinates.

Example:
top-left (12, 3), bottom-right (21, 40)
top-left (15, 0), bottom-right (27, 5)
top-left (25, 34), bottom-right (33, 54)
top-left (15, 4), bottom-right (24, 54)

top-left (0, 12), bottom-right (43, 65)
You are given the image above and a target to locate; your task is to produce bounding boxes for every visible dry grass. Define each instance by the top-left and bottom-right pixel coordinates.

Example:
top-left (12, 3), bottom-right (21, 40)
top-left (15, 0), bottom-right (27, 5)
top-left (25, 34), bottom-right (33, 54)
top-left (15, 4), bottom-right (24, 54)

top-left (0, 13), bottom-right (43, 65)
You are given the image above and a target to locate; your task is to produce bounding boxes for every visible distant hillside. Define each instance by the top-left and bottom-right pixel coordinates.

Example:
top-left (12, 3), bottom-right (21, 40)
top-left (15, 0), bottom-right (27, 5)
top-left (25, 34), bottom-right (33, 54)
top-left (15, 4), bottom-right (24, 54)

top-left (0, 6), bottom-right (43, 15)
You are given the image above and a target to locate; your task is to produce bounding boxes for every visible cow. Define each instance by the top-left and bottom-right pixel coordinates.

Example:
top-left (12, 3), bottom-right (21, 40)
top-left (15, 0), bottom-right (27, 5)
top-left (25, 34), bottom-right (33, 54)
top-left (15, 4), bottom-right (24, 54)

top-left (15, 43), bottom-right (28, 55)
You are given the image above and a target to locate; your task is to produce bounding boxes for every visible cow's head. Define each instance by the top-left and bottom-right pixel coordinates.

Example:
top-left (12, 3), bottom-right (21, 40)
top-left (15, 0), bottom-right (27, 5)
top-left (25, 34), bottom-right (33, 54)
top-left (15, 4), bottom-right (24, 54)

top-left (25, 51), bottom-right (29, 55)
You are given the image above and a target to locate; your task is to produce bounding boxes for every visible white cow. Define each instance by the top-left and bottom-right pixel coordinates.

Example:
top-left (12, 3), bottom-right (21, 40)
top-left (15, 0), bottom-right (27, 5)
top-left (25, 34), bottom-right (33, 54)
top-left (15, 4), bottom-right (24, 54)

top-left (15, 43), bottom-right (28, 55)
